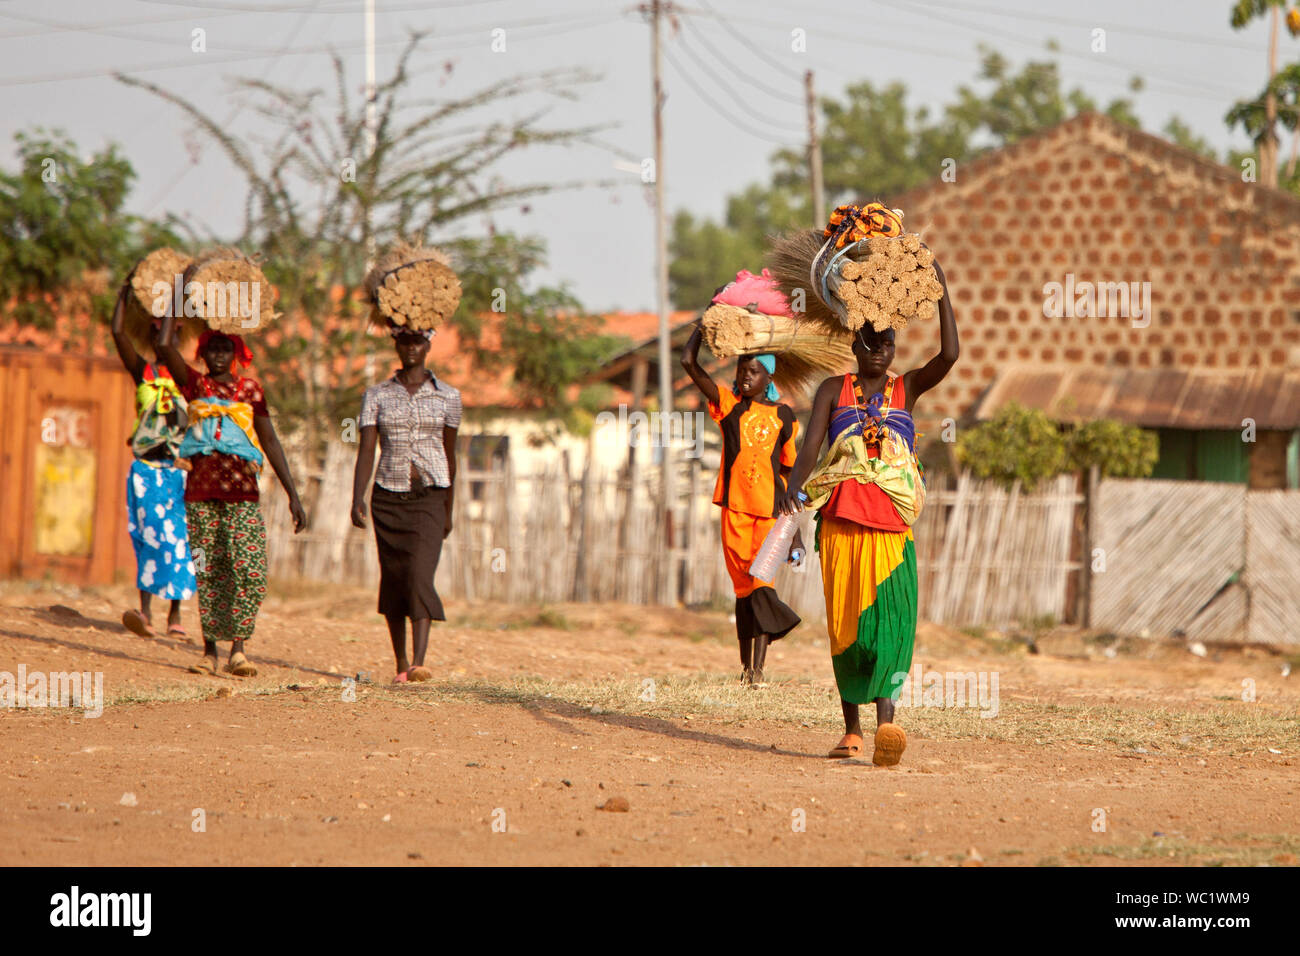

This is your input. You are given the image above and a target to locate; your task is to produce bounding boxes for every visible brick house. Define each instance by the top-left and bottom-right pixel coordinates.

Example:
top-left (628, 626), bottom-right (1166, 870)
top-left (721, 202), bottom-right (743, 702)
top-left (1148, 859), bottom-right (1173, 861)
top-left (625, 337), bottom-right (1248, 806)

top-left (881, 112), bottom-right (1300, 487)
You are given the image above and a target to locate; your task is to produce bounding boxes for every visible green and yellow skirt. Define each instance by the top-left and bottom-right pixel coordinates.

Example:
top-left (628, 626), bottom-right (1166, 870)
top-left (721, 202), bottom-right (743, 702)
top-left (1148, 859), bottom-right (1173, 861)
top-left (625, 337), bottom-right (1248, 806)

top-left (816, 514), bottom-right (917, 704)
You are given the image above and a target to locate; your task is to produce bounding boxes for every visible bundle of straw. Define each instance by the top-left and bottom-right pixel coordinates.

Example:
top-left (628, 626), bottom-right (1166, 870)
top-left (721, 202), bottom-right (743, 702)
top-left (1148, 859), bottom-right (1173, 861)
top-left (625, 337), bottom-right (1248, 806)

top-left (766, 228), bottom-right (943, 334)
top-left (182, 247), bottom-right (279, 334)
top-left (832, 233), bottom-right (943, 332)
top-left (123, 247), bottom-right (197, 352)
top-left (701, 302), bottom-right (856, 396)
top-left (364, 241), bottom-right (462, 332)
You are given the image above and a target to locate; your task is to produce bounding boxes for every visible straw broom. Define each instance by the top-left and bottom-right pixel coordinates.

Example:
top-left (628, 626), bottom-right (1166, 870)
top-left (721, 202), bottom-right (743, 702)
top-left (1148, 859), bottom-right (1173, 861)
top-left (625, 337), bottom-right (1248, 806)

top-left (364, 241), bottom-right (462, 332)
top-left (700, 302), bottom-right (856, 396)
top-left (182, 247), bottom-right (279, 334)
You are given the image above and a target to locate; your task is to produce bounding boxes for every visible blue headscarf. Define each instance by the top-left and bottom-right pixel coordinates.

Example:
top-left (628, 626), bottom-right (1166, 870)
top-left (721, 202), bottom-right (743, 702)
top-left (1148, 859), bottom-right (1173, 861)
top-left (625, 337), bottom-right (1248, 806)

top-left (753, 353), bottom-right (779, 402)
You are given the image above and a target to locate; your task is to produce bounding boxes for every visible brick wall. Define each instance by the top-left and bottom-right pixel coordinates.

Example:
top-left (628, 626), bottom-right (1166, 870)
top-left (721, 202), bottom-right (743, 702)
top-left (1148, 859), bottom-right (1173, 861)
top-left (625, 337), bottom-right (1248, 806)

top-left (884, 113), bottom-right (1300, 437)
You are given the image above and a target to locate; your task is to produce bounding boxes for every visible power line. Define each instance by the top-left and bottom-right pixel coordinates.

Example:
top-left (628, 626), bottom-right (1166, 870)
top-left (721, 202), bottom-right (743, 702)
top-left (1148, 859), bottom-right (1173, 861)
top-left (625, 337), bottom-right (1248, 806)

top-left (692, 0), bottom-right (803, 82)
top-left (892, 0), bottom-right (1266, 52)
top-left (662, 44), bottom-right (798, 146)
top-left (670, 26), bottom-right (804, 133)
top-left (677, 14), bottom-right (804, 105)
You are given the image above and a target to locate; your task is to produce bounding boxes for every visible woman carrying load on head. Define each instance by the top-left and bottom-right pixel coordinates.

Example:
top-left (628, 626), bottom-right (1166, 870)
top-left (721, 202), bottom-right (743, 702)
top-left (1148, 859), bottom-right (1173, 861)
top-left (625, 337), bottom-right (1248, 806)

top-left (157, 312), bottom-right (307, 678)
top-left (776, 203), bottom-right (959, 766)
top-left (110, 279), bottom-right (197, 639)
top-left (682, 275), bottom-right (804, 687)
top-left (350, 326), bottom-right (460, 685)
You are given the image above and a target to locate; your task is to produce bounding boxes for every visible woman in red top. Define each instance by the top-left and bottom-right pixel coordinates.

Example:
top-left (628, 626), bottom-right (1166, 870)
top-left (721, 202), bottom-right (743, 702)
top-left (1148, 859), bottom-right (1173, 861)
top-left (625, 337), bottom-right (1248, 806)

top-left (158, 314), bottom-right (306, 677)
top-left (778, 257), bottom-right (958, 766)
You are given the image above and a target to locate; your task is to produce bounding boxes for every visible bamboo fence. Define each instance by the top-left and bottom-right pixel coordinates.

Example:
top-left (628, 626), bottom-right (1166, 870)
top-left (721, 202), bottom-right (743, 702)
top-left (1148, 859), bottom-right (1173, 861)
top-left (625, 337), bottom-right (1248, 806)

top-left (261, 443), bottom-right (1085, 630)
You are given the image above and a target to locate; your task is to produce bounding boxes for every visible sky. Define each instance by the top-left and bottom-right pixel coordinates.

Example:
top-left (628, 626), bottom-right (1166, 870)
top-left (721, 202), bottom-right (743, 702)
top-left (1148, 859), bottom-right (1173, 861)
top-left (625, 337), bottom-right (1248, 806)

top-left (0, 0), bottom-right (1271, 312)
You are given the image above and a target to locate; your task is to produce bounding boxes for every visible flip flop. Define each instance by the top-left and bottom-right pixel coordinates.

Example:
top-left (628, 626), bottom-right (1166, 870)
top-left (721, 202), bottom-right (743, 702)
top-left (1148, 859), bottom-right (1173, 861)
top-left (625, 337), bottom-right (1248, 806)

top-left (167, 624), bottom-right (187, 636)
top-left (122, 609), bottom-right (155, 638)
top-left (188, 655), bottom-right (218, 675)
top-left (392, 671), bottom-right (409, 684)
top-left (225, 652), bottom-right (258, 677)
top-left (828, 733), bottom-right (864, 758)
top-left (873, 723), bottom-right (907, 767)
top-left (407, 666), bottom-right (433, 683)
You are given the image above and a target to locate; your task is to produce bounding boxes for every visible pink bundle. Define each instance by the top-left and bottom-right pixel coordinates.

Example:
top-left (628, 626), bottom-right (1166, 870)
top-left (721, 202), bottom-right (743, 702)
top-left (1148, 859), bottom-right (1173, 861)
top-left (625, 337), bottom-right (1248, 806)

top-left (711, 268), bottom-right (793, 318)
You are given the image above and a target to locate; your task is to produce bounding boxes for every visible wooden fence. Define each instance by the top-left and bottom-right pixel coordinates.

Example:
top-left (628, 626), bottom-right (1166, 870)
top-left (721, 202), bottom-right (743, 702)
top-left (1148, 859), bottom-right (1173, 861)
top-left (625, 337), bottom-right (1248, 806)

top-left (262, 442), bottom-right (1082, 630)
top-left (1089, 479), bottom-right (1300, 646)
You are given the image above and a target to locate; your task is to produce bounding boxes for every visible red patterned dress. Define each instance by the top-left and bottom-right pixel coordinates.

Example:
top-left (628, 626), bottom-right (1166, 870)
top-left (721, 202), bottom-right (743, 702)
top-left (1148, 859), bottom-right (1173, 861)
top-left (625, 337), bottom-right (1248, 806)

top-left (179, 368), bottom-right (269, 643)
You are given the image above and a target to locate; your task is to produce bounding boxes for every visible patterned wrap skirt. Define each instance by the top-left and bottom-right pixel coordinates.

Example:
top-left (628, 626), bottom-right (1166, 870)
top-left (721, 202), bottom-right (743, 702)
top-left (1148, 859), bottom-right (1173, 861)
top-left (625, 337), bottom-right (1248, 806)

top-left (817, 514), bottom-right (918, 704)
top-left (126, 459), bottom-right (197, 601)
top-left (370, 484), bottom-right (447, 621)
top-left (186, 499), bottom-right (268, 643)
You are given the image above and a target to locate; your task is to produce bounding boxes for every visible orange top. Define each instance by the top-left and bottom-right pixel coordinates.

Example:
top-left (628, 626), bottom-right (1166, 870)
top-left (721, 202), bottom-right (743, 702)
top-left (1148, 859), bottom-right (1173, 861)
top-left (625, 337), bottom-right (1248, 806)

top-left (708, 386), bottom-right (800, 518)
top-left (822, 372), bottom-right (910, 532)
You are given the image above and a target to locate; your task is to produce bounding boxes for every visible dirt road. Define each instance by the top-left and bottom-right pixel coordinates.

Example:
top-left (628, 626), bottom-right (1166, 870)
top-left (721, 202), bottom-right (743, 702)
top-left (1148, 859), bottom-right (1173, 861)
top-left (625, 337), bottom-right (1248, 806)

top-left (2, 581), bottom-right (1297, 866)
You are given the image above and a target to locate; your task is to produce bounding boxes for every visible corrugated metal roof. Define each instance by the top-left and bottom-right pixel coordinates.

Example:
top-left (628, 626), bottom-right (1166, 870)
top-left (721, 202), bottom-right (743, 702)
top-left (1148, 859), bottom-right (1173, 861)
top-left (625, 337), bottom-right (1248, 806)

top-left (975, 365), bottom-right (1300, 430)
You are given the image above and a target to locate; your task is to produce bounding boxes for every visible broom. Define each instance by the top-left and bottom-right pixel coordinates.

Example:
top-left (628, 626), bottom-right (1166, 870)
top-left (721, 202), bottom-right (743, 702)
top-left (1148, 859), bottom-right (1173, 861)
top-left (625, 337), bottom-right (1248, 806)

top-left (182, 247), bottom-right (279, 334)
top-left (700, 302), bottom-right (856, 397)
top-left (364, 241), bottom-right (462, 332)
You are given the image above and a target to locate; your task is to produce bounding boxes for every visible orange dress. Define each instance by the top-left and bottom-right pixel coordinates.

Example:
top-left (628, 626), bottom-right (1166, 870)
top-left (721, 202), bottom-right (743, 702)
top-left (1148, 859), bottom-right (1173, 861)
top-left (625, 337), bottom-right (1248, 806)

top-left (707, 386), bottom-right (799, 597)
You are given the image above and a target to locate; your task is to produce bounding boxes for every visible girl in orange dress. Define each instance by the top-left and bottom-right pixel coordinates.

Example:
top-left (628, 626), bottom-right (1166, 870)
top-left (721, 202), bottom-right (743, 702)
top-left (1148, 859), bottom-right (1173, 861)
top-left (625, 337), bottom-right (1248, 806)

top-left (682, 325), bottom-right (802, 685)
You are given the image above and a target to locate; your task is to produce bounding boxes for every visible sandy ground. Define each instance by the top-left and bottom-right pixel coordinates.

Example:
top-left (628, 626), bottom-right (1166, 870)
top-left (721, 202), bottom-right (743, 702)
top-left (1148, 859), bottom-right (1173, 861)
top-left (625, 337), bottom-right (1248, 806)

top-left (1, 579), bottom-right (1297, 867)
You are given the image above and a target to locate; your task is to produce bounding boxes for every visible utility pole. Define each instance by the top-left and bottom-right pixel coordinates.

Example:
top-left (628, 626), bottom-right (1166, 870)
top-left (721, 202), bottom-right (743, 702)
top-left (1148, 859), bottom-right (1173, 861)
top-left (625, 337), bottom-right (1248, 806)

top-left (364, 0), bottom-right (378, 379)
top-left (805, 69), bottom-right (825, 228)
top-left (1264, 4), bottom-right (1280, 188)
top-left (647, 0), bottom-right (677, 605)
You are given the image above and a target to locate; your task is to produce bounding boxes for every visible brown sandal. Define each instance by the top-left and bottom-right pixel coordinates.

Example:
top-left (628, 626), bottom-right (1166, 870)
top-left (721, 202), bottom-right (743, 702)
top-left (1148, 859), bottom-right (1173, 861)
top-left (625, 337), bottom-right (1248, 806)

top-left (225, 652), bottom-right (258, 677)
top-left (872, 723), bottom-right (907, 767)
top-left (122, 609), bottom-right (155, 638)
top-left (828, 733), bottom-right (864, 758)
top-left (407, 665), bottom-right (433, 682)
top-left (188, 655), bottom-right (218, 675)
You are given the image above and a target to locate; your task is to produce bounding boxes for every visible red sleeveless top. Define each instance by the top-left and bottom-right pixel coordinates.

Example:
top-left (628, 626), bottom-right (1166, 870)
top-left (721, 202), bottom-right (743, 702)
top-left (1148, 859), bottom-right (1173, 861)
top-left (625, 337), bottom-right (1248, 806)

top-left (822, 372), bottom-right (909, 532)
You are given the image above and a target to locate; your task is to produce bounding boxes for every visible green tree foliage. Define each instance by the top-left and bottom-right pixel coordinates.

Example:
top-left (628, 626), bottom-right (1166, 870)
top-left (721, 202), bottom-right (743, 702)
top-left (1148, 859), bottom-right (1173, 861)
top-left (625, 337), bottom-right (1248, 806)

top-left (668, 47), bottom-right (1152, 308)
top-left (957, 403), bottom-right (1158, 488)
top-left (0, 130), bottom-right (184, 329)
top-left (1066, 419), bottom-right (1159, 478)
top-left (1163, 117), bottom-right (1219, 159)
top-left (956, 402), bottom-right (1068, 490)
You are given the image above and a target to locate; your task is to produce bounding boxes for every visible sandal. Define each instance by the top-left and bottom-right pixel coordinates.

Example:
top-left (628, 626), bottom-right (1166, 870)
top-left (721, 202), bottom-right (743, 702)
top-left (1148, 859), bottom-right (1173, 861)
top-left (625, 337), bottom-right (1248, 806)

top-left (225, 652), bottom-right (258, 678)
top-left (872, 723), bottom-right (907, 767)
top-left (828, 733), bottom-right (864, 758)
top-left (122, 609), bottom-right (155, 638)
top-left (188, 655), bottom-right (218, 675)
top-left (392, 671), bottom-right (409, 684)
top-left (407, 666), bottom-right (433, 683)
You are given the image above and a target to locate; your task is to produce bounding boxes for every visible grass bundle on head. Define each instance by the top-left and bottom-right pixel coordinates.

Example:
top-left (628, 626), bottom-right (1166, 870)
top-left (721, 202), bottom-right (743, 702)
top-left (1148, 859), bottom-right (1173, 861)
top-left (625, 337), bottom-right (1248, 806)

top-left (833, 233), bottom-right (943, 332)
top-left (123, 247), bottom-right (200, 353)
top-left (701, 303), bottom-right (856, 398)
top-left (364, 241), bottom-right (461, 333)
top-left (182, 247), bottom-right (279, 334)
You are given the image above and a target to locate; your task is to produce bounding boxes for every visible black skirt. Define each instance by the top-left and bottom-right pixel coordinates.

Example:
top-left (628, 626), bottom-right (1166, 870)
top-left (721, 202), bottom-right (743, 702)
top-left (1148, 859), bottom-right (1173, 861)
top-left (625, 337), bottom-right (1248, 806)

top-left (735, 586), bottom-right (800, 642)
top-left (370, 484), bottom-right (448, 621)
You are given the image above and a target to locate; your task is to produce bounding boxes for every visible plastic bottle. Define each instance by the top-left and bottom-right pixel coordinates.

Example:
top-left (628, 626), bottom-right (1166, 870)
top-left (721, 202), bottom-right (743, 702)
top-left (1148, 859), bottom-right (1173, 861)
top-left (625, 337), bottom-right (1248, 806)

top-left (748, 493), bottom-right (809, 581)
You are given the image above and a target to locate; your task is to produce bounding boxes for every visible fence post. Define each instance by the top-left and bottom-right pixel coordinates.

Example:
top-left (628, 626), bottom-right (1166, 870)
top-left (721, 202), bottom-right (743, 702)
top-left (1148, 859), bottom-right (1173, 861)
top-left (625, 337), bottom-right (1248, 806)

top-left (1076, 464), bottom-right (1098, 629)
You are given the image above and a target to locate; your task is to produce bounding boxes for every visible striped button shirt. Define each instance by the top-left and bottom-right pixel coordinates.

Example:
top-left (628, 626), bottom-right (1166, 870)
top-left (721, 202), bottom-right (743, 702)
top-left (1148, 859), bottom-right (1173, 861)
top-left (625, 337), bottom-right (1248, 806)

top-left (359, 371), bottom-right (462, 491)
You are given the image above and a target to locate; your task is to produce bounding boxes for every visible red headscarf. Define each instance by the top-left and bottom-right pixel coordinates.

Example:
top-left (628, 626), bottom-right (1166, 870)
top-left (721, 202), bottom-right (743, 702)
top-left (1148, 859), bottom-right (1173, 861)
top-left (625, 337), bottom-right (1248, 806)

top-left (195, 329), bottom-right (254, 370)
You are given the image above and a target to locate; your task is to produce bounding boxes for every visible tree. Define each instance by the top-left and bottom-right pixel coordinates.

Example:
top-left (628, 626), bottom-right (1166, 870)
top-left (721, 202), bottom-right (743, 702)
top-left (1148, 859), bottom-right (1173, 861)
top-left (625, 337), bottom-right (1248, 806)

top-left (1228, 0), bottom-right (1294, 187)
top-left (0, 130), bottom-right (185, 334)
top-left (117, 35), bottom-right (617, 508)
top-left (955, 402), bottom-right (1067, 490)
top-left (1163, 117), bottom-right (1219, 159)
